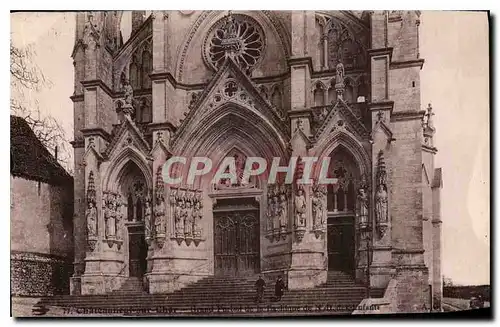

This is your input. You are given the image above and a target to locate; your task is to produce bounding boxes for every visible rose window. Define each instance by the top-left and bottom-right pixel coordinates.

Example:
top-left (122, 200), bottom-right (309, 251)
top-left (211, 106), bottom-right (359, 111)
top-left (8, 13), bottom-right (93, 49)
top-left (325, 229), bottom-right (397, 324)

top-left (204, 14), bottom-right (265, 73)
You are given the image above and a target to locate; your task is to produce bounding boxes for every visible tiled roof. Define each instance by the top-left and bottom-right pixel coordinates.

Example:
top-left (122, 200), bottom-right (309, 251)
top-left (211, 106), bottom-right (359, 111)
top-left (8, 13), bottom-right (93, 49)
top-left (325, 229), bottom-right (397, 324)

top-left (10, 115), bottom-right (72, 186)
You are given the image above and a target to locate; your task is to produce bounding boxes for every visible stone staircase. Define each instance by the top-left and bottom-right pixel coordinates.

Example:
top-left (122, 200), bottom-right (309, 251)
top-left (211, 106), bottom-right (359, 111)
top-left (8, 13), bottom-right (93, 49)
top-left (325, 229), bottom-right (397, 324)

top-left (111, 277), bottom-right (147, 295)
top-left (33, 271), bottom-right (384, 317)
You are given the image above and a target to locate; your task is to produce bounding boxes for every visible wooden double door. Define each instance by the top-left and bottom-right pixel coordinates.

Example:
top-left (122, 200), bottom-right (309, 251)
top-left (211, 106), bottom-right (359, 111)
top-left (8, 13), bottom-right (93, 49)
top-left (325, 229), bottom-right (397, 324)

top-left (327, 216), bottom-right (355, 274)
top-left (214, 204), bottom-right (260, 276)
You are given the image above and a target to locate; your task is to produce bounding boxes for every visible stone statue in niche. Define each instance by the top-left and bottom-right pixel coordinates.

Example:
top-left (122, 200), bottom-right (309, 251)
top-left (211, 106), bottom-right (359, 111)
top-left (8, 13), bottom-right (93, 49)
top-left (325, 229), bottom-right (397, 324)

top-left (278, 191), bottom-right (288, 231)
top-left (335, 61), bottom-right (345, 86)
top-left (375, 184), bottom-right (388, 224)
top-left (154, 199), bottom-right (165, 235)
top-left (294, 186), bottom-right (307, 227)
top-left (123, 79), bottom-right (134, 106)
top-left (266, 189), bottom-right (275, 233)
top-left (375, 150), bottom-right (389, 233)
top-left (193, 193), bottom-right (203, 239)
top-left (154, 186), bottom-right (166, 236)
top-left (86, 201), bottom-right (97, 237)
top-left (357, 187), bottom-right (369, 226)
top-left (104, 193), bottom-right (116, 238)
top-left (184, 199), bottom-right (194, 238)
top-left (175, 198), bottom-right (185, 238)
top-left (144, 194), bottom-right (152, 240)
top-left (270, 195), bottom-right (279, 232)
top-left (312, 184), bottom-right (327, 229)
top-left (114, 194), bottom-right (124, 241)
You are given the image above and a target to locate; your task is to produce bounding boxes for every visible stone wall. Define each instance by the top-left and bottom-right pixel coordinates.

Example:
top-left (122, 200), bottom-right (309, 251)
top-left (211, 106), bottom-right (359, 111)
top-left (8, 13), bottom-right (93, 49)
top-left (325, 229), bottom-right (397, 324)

top-left (10, 176), bottom-right (74, 296)
top-left (11, 251), bottom-right (73, 296)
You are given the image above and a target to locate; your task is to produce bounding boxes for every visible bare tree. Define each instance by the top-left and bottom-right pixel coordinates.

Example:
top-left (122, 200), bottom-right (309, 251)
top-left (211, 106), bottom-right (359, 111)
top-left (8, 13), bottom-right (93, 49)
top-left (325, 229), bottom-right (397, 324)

top-left (443, 276), bottom-right (454, 287)
top-left (10, 42), bottom-right (73, 174)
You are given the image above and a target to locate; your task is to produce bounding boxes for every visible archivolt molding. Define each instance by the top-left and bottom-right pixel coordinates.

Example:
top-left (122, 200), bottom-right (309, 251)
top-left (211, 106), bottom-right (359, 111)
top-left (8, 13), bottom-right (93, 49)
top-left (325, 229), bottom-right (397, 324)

top-left (102, 146), bottom-right (153, 193)
top-left (175, 10), bottom-right (291, 82)
top-left (311, 130), bottom-right (371, 179)
top-left (172, 102), bottom-right (289, 161)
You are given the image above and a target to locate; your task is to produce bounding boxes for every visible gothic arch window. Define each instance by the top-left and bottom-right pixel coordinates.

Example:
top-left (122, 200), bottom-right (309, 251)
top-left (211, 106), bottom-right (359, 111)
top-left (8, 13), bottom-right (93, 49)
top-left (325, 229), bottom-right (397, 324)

top-left (118, 162), bottom-right (147, 223)
top-left (317, 16), bottom-right (367, 71)
top-left (129, 58), bottom-right (140, 90)
top-left (345, 80), bottom-right (354, 103)
top-left (357, 77), bottom-right (369, 102)
top-left (325, 146), bottom-right (360, 213)
top-left (141, 50), bottom-right (152, 89)
top-left (204, 13), bottom-right (265, 73)
top-left (313, 83), bottom-right (325, 107)
top-left (127, 193), bottom-right (134, 221)
top-left (328, 81), bottom-right (336, 103)
top-left (136, 198), bottom-right (143, 221)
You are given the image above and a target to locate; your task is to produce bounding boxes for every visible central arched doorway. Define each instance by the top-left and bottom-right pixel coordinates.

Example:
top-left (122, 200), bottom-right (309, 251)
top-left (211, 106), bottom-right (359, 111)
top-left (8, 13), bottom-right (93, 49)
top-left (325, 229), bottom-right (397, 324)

top-left (325, 146), bottom-right (360, 275)
top-left (118, 161), bottom-right (148, 278)
top-left (211, 151), bottom-right (261, 277)
top-left (213, 197), bottom-right (260, 277)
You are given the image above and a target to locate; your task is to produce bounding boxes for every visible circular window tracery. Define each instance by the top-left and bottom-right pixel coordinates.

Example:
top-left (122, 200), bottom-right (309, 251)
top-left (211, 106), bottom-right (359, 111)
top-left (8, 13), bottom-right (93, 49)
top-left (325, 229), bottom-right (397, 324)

top-left (204, 14), bottom-right (265, 73)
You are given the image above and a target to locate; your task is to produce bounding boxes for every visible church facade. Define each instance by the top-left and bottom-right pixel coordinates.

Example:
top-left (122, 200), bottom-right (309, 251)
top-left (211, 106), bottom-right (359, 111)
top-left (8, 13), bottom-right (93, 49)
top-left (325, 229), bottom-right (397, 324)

top-left (70, 10), bottom-right (443, 312)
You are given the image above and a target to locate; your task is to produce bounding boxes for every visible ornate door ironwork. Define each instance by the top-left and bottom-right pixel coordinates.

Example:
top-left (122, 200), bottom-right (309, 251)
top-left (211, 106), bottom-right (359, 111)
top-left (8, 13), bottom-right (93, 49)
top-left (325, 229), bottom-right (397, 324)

top-left (214, 210), bottom-right (260, 276)
top-left (327, 216), bottom-right (355, 274)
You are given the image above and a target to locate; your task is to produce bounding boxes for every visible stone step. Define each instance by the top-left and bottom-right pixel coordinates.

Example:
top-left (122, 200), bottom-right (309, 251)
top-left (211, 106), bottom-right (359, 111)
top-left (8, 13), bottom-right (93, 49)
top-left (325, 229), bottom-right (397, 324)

top-left (38, 295), bottom-right (364, 308)
top-left (35, 271), bottom-right (372, 316)
top-left (36, 299), bottom-right (364, 311)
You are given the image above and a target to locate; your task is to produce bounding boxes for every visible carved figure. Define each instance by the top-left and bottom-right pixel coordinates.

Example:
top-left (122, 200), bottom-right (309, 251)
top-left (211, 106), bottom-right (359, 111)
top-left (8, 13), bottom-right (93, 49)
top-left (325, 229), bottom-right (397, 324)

top-left (123, 79), bottom-right (134, 106)
top-left (104, 194), bottom-right (116, 238)
top-left (278, 193), bottom-right (288, 229)
top-left (294, 187), bottom-right (307, 227)
top-left (193, 199), bottom-right (203, 238)
top-left (184, 200), bottom-right (194, 237)
top-left (175, 200), bottom-right (185, 237)
top-left (86, 201), bottom-right (97, 237)
top-left (266, 192), bottom-right (275, 232)
top-left (375, 184), bottom-right (388, 223)
top-left (336, 61), bottom-right (345, 85)
top-left (312, 188), bottom-right (325, 228)
top-left (358, 187), bottom-right (369, 224)
top-left (144, 196), bottom-right (152, 239)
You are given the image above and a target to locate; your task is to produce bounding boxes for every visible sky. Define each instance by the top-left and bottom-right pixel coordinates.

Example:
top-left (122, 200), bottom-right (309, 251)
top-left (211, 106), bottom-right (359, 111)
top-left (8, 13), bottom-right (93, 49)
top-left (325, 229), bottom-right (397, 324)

top-left (10, 11), bottom-right (490, 285)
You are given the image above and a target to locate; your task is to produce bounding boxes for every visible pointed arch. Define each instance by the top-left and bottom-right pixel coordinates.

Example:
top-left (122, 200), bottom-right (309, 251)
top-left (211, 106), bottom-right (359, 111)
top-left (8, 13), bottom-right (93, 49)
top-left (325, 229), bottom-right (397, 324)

top-left (141, 50), bottom-right (152, 89)
top-left (312, 130), bottom-right (370, 179)
top-left (313, 81), bottom-right (326, 107)
top-left (171, 102), bottom-right (289, 189)
top-left (173, 101), bottom-right (289, 160)
top-left (102, 146), bottom-right (153, 193)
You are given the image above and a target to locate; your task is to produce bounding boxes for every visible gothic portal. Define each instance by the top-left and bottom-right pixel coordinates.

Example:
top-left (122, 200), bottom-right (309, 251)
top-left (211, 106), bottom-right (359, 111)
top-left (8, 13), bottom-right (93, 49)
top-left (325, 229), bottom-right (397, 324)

top-left (70, 11), bottom-right (443, 312)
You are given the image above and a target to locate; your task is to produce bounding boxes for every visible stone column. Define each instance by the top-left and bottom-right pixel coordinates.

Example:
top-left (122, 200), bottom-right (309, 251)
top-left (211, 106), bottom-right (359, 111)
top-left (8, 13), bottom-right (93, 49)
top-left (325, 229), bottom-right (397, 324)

top-left (287, 12), bottom-right (327, 286)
